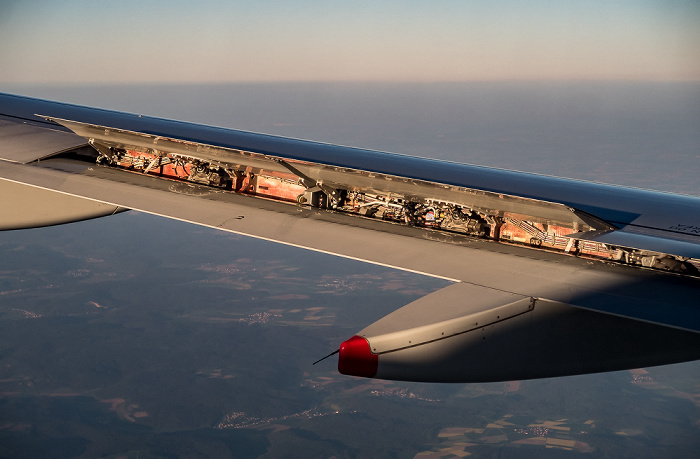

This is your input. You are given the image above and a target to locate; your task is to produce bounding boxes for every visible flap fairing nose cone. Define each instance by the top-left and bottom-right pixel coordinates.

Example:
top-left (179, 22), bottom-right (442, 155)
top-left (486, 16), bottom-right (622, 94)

top-left (338, 335), bottom-right (378, 378)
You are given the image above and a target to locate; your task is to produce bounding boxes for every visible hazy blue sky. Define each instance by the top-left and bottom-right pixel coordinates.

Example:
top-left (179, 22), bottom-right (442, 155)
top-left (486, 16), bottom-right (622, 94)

top-left (1, 0), bottom-right (698, 83)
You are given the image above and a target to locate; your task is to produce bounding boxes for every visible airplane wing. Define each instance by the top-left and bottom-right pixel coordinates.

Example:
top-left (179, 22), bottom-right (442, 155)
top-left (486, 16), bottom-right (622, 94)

top-left (1, 92), bottom-right (699, 382)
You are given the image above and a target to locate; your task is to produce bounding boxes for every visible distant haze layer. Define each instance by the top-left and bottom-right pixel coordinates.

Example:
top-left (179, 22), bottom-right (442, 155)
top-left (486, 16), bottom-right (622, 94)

top-left (1, 1), bottom-right (698, 83)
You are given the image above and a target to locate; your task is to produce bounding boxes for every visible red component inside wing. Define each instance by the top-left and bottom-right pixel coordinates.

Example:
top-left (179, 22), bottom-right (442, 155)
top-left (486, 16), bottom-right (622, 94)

top-left (338, 335), bottom-right (378, 378)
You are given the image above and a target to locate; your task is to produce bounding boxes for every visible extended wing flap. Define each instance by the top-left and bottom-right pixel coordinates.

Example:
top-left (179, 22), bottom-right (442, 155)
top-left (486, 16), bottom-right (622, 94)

top-left (42, 116), bottom-right (293, 176)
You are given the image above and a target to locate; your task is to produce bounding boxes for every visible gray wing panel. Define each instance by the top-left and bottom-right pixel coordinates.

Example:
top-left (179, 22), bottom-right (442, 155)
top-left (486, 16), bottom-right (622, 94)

top-left (1, 159), bottom-right (698, 332)
top-left (0, 119), bottom-right (87, 163)
top-left (0, 117), bottom-right (123, 229)
top-left (0, 177), bottom-right (124, 229)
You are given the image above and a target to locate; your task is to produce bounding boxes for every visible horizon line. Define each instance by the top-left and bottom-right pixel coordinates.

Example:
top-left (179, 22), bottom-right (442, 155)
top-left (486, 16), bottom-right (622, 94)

top-left (4, 78), bottom-right (700, 86)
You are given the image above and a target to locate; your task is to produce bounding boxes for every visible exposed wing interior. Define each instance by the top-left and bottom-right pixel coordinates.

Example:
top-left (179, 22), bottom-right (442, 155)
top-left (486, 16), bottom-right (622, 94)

top-left (576, 227), bottom-right (700, 260)
top-left (44, 115), bottom-right (611, 232)
top-left (38, 114), bottom-right (700, 276)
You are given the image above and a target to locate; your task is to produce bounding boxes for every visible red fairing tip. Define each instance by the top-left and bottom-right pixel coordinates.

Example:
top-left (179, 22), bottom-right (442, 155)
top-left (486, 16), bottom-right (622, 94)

top-left (338, 335), bottom-right (378, 378)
